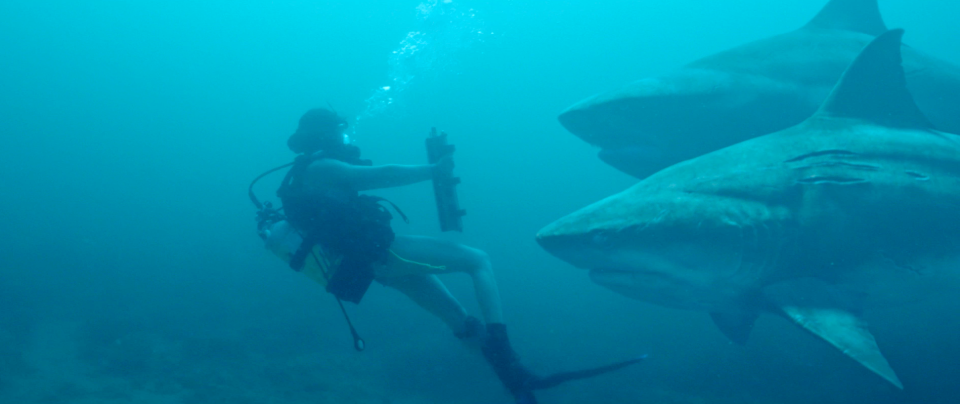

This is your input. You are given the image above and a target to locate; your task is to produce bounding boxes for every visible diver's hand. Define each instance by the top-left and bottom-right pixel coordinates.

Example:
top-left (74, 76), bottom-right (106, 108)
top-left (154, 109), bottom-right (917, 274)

top-left (433, 155), bottom-right (454, 177)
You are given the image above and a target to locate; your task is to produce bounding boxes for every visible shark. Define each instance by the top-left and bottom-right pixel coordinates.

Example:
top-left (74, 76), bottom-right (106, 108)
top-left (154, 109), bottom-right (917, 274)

top-left (537, 29), bottom-right (960, 389)
top-left (559, 0), bottom-right (960, 178)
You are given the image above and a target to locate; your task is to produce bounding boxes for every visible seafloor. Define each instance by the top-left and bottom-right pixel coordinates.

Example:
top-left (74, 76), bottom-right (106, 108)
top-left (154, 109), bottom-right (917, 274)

top-left (0, 320), bottom-right (783, 404)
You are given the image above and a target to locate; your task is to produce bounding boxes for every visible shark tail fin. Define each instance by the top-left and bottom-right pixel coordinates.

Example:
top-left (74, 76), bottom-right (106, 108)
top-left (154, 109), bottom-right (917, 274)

top-left (814, 29), bottom-right (933, 130)
top-left (804, 0), bottom-right (887, 36)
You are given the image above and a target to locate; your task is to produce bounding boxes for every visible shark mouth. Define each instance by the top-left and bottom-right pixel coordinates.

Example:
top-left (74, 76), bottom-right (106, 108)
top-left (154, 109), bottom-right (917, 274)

top-left (587, 267), bottom-right (633, 288)
top-left (588, 267), bottom-right (652, 288)
top-left (598, 145), bottom-right (662, 162)
top-left (597, 145), bottom-right (671, 178)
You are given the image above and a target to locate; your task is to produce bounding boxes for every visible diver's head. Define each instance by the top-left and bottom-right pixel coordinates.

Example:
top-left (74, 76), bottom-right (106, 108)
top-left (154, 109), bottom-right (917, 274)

top-left (287, 108), bottom-right (349, 154)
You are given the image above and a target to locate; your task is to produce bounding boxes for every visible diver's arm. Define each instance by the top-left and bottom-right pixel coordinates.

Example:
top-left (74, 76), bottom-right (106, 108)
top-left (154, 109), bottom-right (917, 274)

top-left (308, 159), bottom-right (438, 191)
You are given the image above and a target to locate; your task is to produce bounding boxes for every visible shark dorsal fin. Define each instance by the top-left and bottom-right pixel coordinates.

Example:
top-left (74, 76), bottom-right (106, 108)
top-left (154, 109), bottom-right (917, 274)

top-left (815, 29), bottom-right (933, 129)
top-left (805, 0), bottom-right (887, 36)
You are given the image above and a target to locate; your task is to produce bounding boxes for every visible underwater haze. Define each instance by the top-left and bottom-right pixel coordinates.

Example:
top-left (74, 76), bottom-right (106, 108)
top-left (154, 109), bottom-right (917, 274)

top-left (2, 1), bottom-right (959, 403)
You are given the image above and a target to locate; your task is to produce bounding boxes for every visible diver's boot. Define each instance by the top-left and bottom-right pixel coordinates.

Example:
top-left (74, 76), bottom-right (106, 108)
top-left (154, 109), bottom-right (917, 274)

top-left (481, 323), bottom-right (540, 402)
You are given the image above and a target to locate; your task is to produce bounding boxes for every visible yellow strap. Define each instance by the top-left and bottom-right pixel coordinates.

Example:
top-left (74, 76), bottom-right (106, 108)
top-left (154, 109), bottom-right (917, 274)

top-left (389, 250), bottom-right (447, 271)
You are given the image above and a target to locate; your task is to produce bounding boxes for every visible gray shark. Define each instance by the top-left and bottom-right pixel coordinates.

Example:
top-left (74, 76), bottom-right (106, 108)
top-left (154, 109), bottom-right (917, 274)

top-left (537, 30), bottom-right (960, 389)
top-left (559, 0), bottom-right (960, 178)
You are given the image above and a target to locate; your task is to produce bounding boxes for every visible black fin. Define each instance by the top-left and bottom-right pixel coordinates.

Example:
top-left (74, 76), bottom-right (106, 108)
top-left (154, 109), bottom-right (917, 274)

top-left (710, 311), bottom-right (759, 345)
top-left (805, 0), bottom-right (887, 36)
top-left (816, 29), bottom-right (933, 129)
top-left (527, 355), bottom-right (646, 391)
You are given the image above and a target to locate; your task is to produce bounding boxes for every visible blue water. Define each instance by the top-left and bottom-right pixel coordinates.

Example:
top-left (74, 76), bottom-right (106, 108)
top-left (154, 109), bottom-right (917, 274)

top-left (2, 1), bottom-right (959, 403)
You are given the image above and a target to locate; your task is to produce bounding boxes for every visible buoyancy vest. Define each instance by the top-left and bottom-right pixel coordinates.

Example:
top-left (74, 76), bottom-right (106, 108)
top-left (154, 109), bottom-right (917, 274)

top-left (276, 145), bottom-right (398, 304)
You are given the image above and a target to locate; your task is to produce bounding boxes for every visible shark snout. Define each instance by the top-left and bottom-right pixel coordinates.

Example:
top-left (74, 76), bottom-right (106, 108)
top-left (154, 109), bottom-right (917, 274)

top-left (557, 104), bottom-right (620, 148)
top-left (537, 189), bottom-right (761, 307)
top-left (535, 229), bottom-right (607, 270)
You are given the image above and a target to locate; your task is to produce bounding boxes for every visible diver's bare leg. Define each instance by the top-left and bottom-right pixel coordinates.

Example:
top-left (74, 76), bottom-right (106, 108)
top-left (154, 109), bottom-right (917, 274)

top-left (389, 235), bottom-right (504, 324)
top-left (378, 274), bottom-right (469, 334)
top-left (389, 236), bottom-right (534, 401)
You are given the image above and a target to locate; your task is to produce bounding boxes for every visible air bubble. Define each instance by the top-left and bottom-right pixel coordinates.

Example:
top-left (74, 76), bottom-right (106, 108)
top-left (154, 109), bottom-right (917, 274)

top-left (349, 1), bottom-right (490, 137)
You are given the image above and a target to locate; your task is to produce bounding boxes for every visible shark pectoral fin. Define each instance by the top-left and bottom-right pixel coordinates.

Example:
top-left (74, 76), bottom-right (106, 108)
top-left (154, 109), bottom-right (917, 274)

top-left (763, 279), bottom-right (903, 389)
top-left (710, 311), bottom-right (758, 345)
top-left (777, 305), bottom-right (903, 389)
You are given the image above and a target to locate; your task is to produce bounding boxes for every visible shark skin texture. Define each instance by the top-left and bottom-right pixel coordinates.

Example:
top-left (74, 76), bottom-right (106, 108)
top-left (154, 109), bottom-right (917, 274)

top-left (558, 0), bottom-right (960, 178)
top-left (538, 30), bottom-right (960, 390)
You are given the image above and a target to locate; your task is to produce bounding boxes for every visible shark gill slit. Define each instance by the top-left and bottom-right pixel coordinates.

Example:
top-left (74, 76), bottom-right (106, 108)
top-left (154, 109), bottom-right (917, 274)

top-left (784, 149), bottom-right (858, 163)
top-left (905, 170), bottom-right (930, 180)
top-left (791, 161), bottom-right (881, 171)
top-left (795, 175), bottom-right (867, 185)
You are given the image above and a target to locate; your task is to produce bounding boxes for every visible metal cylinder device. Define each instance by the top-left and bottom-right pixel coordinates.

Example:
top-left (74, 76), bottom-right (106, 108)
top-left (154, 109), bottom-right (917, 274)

top-left (426, 128), bottom-right (465, 232)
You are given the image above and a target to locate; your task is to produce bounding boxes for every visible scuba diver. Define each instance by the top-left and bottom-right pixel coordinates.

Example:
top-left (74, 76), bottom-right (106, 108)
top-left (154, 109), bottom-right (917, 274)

top-left (251, 108), bottom-right (643, 403)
